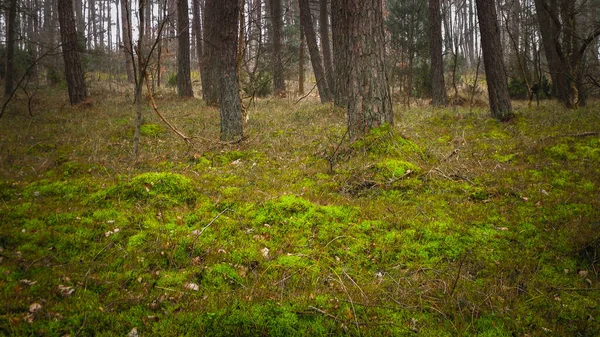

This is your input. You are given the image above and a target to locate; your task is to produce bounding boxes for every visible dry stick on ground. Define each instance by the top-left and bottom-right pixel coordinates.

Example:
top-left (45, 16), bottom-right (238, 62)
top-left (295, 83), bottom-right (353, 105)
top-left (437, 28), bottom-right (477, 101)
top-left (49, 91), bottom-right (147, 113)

top-left (144, 72), bottom-right (192, 145)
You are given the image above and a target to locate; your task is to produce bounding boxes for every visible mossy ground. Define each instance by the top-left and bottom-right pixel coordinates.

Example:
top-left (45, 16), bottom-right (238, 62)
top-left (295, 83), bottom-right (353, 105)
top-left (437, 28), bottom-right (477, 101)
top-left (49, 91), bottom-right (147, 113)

top-left (1, 89), bottom-right (599, 336)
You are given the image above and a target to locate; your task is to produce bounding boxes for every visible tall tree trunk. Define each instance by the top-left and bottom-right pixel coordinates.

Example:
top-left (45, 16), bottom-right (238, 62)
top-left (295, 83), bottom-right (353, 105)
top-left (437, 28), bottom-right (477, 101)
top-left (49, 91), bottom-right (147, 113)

top-left (121, 0), bottom-right (134, 82)
top-left (202, 0), bottom-right (219, 105)
top-left (429, 0), bottom-right (448, 106)
top-left (298, 26), bottom-right (305, 95)
top-left (192, 0), bottom-right (203, 72)
top-left (475, 0), bottom-right (513, 120)
top-left (319, 0), bottom-right (334, 95)
top-left (177, 0), bottom-right (194, 97)
top-left (58, 0), bottom-right (88, 105)
top-left (270, 0), bottom-right (286, 96)
top-left (4, 0), bottom-right (18, 96)
top-left (331, 0), bottom-right (347, 107)
top-left (335, 0), bottom-right (392, 140)
top-left (216, 0), bottom-right (243, 141)
top-left (299, 0), bottom-right (332, 102)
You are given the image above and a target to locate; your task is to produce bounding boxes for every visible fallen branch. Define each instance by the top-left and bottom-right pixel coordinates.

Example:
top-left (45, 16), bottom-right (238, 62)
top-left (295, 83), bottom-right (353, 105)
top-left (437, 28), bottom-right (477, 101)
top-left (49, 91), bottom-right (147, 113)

top-left (144, 72), bottom-right (192, 145)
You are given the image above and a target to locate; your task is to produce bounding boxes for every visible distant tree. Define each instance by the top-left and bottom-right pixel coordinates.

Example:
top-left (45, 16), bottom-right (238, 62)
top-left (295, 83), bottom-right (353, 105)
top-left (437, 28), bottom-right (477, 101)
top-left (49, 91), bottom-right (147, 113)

top-left (177, 0), bottom-right (194, 97)
top-left (120, 0), bottom-right (134, 82)
top-left (331, 0), bottom-right (348, 107)
top-left (534, 0), bottom-right (600, 108)
top-left (320, 0), bottom-right (334, 94)
top-left (216, 0), bottom-right (243, 141)
top-left (192, 0), bottom-right (203, 73)
top-left (4, 0), bottom-right (18, 97)
top-left (299, 0), bottom-right (333, 102)
top-left (57, 0), bottom-right (88, 105)
top-left (475, 0), bottom-right (513, 121)
top-left (429, 0), bottom-right (448, 106)
top-left (202, 0), bottom-right (219, 106)
top-left (334, 0), bottom-right (392, 140)
top-left (270, 0), bottom-right (286, 96)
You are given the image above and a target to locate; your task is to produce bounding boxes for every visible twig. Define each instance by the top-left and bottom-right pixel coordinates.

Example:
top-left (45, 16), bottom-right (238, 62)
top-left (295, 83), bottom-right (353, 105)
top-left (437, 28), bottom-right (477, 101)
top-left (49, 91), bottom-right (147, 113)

top-left (144, 72), bottom-right (192, 144)
top-left (449, 251), bottom-right (469, 297)
top-left (197, 208), bottom-right (230, 237)
top-left (308, 306), bottom-right (339, 321)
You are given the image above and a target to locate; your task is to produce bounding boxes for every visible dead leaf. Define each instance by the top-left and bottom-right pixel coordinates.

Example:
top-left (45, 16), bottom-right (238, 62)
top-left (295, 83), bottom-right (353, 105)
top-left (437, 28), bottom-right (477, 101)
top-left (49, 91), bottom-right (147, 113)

top-left (260, 247), bottom-right (270, 258)
top-left (19, 279), bottom-right (37, 286)
top-left (127, 327), bottom-right (139, 337)
top-left (58, 284), bottom-right (75, 297)
top-left (185, 283), bottom-right (199, 291)
top-left (29, 303), bottom-right (42, 313)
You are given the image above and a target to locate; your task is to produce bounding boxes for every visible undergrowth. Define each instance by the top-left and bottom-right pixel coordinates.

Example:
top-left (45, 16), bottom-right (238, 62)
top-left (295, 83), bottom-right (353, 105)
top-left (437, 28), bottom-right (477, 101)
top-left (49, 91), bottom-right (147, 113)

top-left (0, 90), bottom-right (599, 336)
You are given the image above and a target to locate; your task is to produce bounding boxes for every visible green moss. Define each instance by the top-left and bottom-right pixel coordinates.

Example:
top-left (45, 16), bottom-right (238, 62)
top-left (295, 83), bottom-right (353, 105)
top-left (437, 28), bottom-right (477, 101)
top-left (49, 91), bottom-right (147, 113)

top-left (140, 123), bottom-right (163, 137)
top-left (88, 172), bottom-right (197, 207)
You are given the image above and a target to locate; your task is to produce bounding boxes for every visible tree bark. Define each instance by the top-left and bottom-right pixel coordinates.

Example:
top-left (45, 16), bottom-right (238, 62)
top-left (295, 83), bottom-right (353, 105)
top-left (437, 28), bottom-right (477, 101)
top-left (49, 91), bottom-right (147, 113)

top-left (335, 0), bottom-right (393, 140)
top-left (320, 0), bottom-right (334, 95)
top-left (58, 0), bottom-right (88, 105)
top-left (202, 0), bottom-right (220, 106)
top-left (475, 0), bottom-right (513, 121)
top-left (299, 0), bottom-right (332, 102)
top-left (270, 0), bottom-right (286, 96)
top-left (216, 0), bottom-right (243, 141)
top-left (192, 0), bottom-right (203, 72)
top-left (177, 0), bottom-right (194, 97)
top-left (298, 26), bottom-right (305, 95)
top-left (331, 0), bottom-right (347, 107)
top-left (4, 0), bottom-right (18, 96)
top-left (120, 0), bottom-right (134, 82)
top-left (429, 0), bottom-right (448, 106)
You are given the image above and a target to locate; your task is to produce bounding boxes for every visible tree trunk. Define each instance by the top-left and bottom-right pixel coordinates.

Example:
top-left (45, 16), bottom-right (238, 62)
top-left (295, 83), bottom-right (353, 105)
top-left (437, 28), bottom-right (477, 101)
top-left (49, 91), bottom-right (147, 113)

top-left (533, 0), bottom-right (598, 108)
top-left (331, 0), bottom-right (347, 107)
top-left (216, 0), bottom-right (243, 141)
top-left (320, 0), bottom-right (334, 95)
top-left (299, 0), bottom-right (332, 102)
top-left (475, 0), bottom-right (513, 121)
top-left (4, 0), bottom-right (18, 96)
top-left (58, 0), bottom-right (88, 105)
top-left (298, 27), bottom-right (305, 95)
top-left (192, 0), bottom-right (203, 72)
top-left (202, 0), bottom-right (220, 106)
top-left (270, 0), bottom-right (286, 96)
top-left (336, 0), bottom-right (392, 140)
top-left (121, 0), bottom-right (134, 82)
top-left (429, 0), bottom-right (448, 106)
top-left (177, 0), bottom-right (194, 97)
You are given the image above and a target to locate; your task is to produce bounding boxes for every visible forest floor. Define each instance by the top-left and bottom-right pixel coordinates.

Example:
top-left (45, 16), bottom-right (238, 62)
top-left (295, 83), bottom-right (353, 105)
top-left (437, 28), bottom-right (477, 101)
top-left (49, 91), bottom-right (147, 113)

top-left (1, 88), bottom-right (599, 336)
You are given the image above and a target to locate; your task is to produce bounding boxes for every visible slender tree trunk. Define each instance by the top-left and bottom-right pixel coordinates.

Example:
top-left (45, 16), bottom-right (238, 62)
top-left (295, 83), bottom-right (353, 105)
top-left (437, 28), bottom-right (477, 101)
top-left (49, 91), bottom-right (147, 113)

top-left (331, 0), bottom-right (347, 107)
top-left (336, 0), bottom-right (392, 140)
top-left (429, 0), bottom-right (448, 106)
top-left (177, 0), bottom-right (194, 97)
top-left (216, 0), bottom-right (243, 141)
top-left (298, 27), bottom-right (305, 95)
top-left (320, 0), bottom-right (334, 95)
top-left (475, 0), bottom-right (513, 120)
top-left (121, 0), bottom-right (134, 82)
top-left (202, 0), bottom-right (220, 105)
top-left (192, 0), bottom-right (203, 72)
top-left (270, 0), bottom-right (286, 96)
top-left (4, 0), bottom-right (18, 97)
top-left (58, 0), bottom-right (88, 105)
top-left (299, 0), bottom-right (332, 102)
